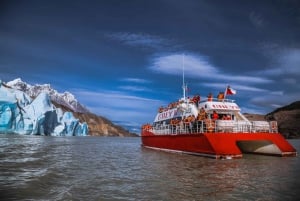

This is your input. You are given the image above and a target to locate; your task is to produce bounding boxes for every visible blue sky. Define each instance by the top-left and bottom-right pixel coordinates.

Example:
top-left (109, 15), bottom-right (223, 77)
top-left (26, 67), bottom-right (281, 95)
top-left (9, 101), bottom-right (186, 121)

top-left (1, 0), bottom-right (300, 133)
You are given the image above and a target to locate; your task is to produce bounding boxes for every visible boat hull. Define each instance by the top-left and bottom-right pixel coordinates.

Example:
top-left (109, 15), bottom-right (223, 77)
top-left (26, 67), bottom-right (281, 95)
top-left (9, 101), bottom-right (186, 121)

top-left (141, 130), bottom-right (297, 159)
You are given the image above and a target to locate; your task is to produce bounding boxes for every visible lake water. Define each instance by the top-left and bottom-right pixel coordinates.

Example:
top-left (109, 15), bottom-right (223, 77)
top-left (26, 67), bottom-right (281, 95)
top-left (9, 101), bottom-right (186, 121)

top-left (0, 135), bottom-right (299, 201)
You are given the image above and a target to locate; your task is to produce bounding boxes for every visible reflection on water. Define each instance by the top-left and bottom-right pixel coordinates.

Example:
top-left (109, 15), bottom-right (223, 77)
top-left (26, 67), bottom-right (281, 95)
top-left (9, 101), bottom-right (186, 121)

top-left (0, 135), bottom-right (299, 201)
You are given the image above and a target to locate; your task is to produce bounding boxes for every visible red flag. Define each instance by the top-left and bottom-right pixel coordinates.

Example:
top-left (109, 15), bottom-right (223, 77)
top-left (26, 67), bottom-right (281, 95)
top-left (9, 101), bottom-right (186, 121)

top-left (226, 86), bottom-right (236, 95)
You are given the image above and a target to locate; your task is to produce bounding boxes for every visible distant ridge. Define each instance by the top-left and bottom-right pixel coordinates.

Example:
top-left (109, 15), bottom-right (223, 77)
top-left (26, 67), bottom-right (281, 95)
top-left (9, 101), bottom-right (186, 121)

top-left (265, 101), bottom-right (300, 138)
top-left (269, 101), bottom-right (300, 113)
top-left (245, 101), bottom-right (300, 139)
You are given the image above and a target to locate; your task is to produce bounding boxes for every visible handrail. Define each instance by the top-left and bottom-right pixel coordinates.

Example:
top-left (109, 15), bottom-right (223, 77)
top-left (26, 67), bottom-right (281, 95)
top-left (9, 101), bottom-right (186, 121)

top-left (143, 120), bottom-right (278, 135)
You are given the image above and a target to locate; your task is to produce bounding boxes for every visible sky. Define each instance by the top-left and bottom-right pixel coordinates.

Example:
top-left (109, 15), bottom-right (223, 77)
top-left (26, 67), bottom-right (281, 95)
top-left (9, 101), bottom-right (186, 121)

top-left (1, 0), bottom-right (300, 133)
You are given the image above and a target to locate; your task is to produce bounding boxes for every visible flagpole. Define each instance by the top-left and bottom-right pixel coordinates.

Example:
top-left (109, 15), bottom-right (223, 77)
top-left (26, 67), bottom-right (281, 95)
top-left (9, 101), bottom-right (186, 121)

top-left (223, 85), bottom-right (228, 101)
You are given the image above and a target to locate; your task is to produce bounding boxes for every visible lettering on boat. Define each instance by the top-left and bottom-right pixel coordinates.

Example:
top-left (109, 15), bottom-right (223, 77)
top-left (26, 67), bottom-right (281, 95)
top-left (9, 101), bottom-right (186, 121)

top-left (157, 108), bottom-right (179, 121)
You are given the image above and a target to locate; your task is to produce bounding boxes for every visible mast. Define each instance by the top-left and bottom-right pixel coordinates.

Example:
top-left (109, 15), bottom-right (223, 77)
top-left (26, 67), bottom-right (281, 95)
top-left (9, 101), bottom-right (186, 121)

top-left (182, 54), bottom-right (186, 99)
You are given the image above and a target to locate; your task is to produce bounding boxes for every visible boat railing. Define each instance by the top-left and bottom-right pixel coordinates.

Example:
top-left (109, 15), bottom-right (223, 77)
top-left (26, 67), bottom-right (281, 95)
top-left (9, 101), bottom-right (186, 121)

top-left (144, 120), bottom-right (279, 135)
top-left (200, 98), bottom-right (235, 103)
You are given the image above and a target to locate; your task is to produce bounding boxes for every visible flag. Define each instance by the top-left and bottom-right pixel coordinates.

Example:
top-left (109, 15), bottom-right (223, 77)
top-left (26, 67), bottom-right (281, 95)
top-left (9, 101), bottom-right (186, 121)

top-left (225, 86), bottom-right (236, 95)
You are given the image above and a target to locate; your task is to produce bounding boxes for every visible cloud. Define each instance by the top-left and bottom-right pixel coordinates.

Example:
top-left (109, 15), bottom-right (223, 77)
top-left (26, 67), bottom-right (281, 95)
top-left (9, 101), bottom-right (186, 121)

top-left (203, 83), bottom-right (269, 93)
top-left (120, 77), bottom-right (151, 84)
top-left (75, 90), bottom-right (159, 109)
top-left (278, 48), bottom-right (300, 74)
top-left (239, 90), bottom-right (298, 115)
top-left (73, 89), bottom-right (165, 125)
top-left (264, 48), bottom-right (300, 76)
top-left (282, 78), bottom-right (297, 85)
top-left (249, 91), bottom-right (300, 111)
top-left (118, 85), bottom-right (152, 92)
top-left (216, 74), bottom-right (271, 84)
top-left (149, 53), bottom-right (272, 84)
top-left (149, 53), bottom-right (217, 76)
top-left (119, 78), bottom-right (152, 92)
top-left (106, 32), bottom-right (175, 50)
top-left (249, 12), bottom-right (265, 27)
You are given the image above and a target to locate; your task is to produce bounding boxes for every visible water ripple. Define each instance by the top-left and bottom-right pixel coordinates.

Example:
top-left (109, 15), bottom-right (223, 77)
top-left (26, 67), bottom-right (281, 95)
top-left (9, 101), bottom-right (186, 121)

top-left (0, 135), bottom-right (299, 201)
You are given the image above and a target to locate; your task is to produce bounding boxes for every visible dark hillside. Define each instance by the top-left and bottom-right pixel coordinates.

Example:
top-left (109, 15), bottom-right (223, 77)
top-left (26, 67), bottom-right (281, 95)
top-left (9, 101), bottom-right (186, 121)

top-left (265, 101), bottom-right (300, 138)
top-left (52, 102), bottom-right (138, 137)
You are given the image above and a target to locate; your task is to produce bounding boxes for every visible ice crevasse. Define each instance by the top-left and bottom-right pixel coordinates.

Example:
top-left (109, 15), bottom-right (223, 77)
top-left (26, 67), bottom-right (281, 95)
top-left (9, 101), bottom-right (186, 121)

top-left (0, 80), bottom-right (88, 136)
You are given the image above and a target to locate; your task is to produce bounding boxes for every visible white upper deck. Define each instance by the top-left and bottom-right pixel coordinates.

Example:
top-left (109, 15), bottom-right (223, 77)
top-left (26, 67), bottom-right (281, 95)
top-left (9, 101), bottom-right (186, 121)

top-left (198, 98), bottom-right (240, 112)
top-left (154, 96), bottom-right (241, 123)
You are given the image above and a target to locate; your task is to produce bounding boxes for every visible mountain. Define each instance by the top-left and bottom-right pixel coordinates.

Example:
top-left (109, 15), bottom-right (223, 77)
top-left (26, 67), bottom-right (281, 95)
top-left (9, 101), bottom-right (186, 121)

top-left (6, 78), bottom-right (89, 113)
top-left (5, 78), bottom-right (138, 137)
top-left (265, 101), bottom-right (300, 139)
top-left (74, 112), bottom-right (137, 137)
top-left (52, 101), bottom-right (137, 137)
top-left (243, 113), bottom-right (265, 121)
top-left (244, 101), bottom-right (300, 139)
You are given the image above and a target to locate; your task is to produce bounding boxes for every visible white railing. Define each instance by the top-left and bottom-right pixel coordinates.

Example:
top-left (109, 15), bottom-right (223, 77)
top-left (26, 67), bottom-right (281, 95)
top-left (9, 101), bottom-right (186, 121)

top-left (199, 98), bottom-right (235, 103)
top-left (144, 120), bottom-right (279, 135)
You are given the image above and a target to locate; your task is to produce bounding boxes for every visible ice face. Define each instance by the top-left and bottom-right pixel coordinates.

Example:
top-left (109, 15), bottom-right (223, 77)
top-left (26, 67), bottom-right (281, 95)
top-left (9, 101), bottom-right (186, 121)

top-left (0, 82), bottom-right (88, 136)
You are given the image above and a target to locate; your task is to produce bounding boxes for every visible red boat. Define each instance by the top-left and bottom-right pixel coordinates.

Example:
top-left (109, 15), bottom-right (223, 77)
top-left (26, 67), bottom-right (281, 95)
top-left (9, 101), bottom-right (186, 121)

top-left (141, 86), bottom-right (297, 159)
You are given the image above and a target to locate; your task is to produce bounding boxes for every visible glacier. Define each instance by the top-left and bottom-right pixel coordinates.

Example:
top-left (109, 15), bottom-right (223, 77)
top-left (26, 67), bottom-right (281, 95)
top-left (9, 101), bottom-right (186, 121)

top-left (6, 78), bottom-right (89, 113)
top-left (0, 79), bottom-right (88, 136)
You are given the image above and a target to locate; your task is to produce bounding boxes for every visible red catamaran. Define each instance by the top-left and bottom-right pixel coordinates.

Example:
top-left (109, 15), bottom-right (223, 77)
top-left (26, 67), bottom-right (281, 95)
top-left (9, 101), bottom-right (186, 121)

top-left (141, 85), bottom-right (297, 159)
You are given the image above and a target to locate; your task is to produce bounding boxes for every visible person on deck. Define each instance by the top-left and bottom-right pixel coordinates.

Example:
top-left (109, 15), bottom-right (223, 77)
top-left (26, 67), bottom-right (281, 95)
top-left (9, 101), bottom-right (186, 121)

top-left (197, 107), bottom-right (206, 121)
top-left (158, 106), bottom-right (164, 113)
top-left (212, 110), bottom-right (219, 120)
top-left (191, 95), bottom-right (200, 106)
top-left (207, 93), bottom-right (213, 101)
top-left (217, 92), bottom-right (224, 101)
top-left (196, 108), bottom-right (206, 132)
top-left (187, 115), bottom-right (195, 133)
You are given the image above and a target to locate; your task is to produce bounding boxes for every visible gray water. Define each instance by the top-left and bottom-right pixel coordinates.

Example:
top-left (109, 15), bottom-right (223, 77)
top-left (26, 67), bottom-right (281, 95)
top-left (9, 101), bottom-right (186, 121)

top-left (0, 135), bottom-right (299, 201)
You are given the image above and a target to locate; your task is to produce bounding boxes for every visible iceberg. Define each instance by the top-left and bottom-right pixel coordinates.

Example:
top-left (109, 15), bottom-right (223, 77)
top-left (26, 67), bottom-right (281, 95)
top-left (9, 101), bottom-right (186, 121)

top-left (0, 79), bottom-right (88, 136)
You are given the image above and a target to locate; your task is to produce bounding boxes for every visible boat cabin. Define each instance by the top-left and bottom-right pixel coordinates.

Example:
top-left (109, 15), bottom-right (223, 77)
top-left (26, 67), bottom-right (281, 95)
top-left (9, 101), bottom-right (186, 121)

top-left (147, 94), bottom-right (276, 135)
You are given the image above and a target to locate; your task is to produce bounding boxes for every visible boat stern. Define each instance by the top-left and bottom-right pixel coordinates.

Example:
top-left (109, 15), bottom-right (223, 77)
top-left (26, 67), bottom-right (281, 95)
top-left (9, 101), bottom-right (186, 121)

top-left (204, 132), bottom-right (297, 158)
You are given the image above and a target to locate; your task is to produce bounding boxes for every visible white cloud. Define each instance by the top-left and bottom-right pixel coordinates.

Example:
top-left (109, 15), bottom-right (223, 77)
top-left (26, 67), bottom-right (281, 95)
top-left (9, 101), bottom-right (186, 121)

top-left (203, 83), bottom-right (269, 92)
top-left (216, 74), bottom-right (271, 84)
top-left (270, 91), bottom-right (284, 96)
top-left (149, 53), bottom-right (272, 84)
top-left (119, 78), bottom-right (152, 92)
top-left (121, 78), bottom-right (151, 84)
top-left (150, 53), bottom-right (217, 76)
top-left (76, 90), bottom-right (159, 109)
top-left (118, 85), bottom-right (152, 92)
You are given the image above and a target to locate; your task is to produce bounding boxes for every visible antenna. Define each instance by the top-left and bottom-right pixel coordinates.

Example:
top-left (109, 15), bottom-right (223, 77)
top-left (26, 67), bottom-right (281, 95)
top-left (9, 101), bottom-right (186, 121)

top-left (182, 54), bottom-right (186, 99)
